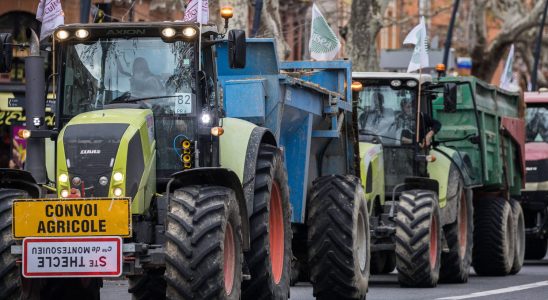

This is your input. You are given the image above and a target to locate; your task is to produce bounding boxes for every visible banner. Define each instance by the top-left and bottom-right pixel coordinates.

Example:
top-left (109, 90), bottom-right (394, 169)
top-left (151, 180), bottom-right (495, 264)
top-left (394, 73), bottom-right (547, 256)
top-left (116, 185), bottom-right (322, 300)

top-left (183, 0), bottom-right (209, 24)
top-left (404, 17), bottom-right (429, 73)
top-left (309, 3), bottom-right (341, 61)
top-left (500, 44), bottom-right (515, 90)
top-left (36, 0), bottom-right (65, 41)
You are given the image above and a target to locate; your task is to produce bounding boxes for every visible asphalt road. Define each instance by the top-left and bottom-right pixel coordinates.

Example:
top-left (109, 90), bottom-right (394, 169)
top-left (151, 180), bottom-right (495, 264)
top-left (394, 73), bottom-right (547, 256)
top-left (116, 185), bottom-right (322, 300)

top-left (101, 258), bottom-right (548, 300)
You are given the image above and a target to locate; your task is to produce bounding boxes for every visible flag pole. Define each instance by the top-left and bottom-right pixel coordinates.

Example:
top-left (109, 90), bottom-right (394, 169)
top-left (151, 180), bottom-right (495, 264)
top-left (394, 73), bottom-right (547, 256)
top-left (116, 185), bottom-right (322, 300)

top-left (198, 0), bottom-right (202, 71)
top-left (416, 67), bottom-right (422, 145)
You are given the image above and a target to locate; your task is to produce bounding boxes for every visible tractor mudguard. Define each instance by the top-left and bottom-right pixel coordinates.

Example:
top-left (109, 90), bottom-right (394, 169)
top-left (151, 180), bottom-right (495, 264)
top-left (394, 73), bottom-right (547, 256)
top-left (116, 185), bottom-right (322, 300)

top-left (219, 117), bottom-right (277, 217)
top-left (167, 168), bottom-right (250, 251)
top-left (359, 142), bottom-right (385, 208)
top-left (0, 168), bottom-right (41, 198)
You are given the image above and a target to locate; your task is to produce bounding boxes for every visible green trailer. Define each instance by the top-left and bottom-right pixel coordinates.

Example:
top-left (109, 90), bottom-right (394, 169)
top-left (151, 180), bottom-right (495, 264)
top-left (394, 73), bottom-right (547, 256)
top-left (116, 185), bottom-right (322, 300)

top-left (433, 76), bottom-right (526, 275)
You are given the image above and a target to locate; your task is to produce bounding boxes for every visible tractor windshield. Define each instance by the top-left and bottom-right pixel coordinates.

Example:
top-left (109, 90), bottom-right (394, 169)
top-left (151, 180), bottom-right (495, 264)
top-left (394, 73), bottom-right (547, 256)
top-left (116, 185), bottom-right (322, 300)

top-left (356, 82), bottom-right (417, 145)
top-left (526, 106), bottom-right (548, 142)
top-left (61, 37), bottom-right (196, 118)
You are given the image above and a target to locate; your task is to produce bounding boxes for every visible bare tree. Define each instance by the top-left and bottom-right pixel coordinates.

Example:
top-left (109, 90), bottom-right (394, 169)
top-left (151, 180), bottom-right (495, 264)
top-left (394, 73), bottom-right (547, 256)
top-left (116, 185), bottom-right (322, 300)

top-left (255, 0), bottom-right (289, 59)
top-left (469, 0), bottom-right (546, 81)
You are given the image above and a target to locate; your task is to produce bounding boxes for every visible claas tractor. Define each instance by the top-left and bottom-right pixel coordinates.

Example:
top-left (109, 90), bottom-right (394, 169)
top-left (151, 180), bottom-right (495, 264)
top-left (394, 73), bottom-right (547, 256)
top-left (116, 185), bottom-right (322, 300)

top-left (520, 90), bottom-right (548, 260)
top-left (0, 10), bottom-right (371, 300)
top-left (0, 15), bottom-right (295, 300)
top-left (352, 71), bottom-right (526, 287)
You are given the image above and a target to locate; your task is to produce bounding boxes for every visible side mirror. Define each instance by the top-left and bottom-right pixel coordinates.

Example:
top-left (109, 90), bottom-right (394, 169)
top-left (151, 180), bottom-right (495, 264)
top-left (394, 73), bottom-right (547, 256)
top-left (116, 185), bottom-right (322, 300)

top-left (228, 29), bottom-right (246, 69)
top-left (0, 33), bottom-right (13, 73)
top-left (443, 83), bottom-right (457, 113)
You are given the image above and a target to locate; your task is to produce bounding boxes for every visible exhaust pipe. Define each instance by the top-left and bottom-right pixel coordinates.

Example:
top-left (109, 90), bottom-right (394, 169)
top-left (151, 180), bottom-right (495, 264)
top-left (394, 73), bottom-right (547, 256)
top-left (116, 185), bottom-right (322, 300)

top-left (24, 29), bottom-right (47, 184)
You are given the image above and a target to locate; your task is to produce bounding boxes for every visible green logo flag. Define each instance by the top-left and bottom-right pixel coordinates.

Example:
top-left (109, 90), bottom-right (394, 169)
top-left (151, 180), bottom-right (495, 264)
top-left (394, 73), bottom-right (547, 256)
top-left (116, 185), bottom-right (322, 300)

top-left (403, 17), bottom-right (429, 73)
top-left (309, 3), bottom-right (341, 61)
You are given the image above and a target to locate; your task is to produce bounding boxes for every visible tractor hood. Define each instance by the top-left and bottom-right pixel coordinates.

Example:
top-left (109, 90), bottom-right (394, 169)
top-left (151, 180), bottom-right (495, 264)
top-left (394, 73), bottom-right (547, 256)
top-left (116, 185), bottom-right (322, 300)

top-left (56, 109), bottom-right (153, 200)
top-left (525, 142), bottom-right (548, 161)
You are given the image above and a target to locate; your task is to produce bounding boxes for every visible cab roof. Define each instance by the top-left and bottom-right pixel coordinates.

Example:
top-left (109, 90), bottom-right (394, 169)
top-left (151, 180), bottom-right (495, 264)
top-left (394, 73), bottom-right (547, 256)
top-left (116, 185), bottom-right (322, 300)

top-left (352, 72), bottom-right (432, 84)
top-left (524, 91), bottom-right (548, 104)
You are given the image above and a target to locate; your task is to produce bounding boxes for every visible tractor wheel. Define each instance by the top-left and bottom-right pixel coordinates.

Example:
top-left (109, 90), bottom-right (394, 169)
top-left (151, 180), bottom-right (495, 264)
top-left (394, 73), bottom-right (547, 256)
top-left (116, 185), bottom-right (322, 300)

top-left (307, 175), bottom-right (370, 300)
top-left (128, 268), bottom-right (166, 300)
top-left (242, 144), bottom-right (291, 299)
top-left (165, 185), bottom-right (243, 300)
top-left (525, 237), bottom-right (548, 260)
top-left (510, 199), bottom-right (525, 275)
top-left (472, 196), bottom-right (515, 276)
top-left (0, 188), bottom-right (27, 300)
top-left (395, 190), bottom-right (441, 287)
top-left (440, 188), bottom-right (473, 283)
top-left (370, 251), bottom-right (396, 275)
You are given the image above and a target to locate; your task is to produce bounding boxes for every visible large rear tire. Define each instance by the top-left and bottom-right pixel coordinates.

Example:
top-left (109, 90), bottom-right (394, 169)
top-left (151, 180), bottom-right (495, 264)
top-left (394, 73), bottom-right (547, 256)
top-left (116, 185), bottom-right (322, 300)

top-left (128, 268), bottom-right (166, 300)
top-left (0, 188), bottom-right (27, 300)
top-left (308, 175), bottom-right (370, 300)
top-left (242, 144), bottom-right (292, 300)
top-left (440, 188), bottom-right (473, 283)
top-left (165, 185), bottom-right (243, 299)
top-left (510, 199), bottom-right (525, 275)
top-left (395, 190), bottom-right (441, 287)
top-left (472, 196), bottom-right (515, 276)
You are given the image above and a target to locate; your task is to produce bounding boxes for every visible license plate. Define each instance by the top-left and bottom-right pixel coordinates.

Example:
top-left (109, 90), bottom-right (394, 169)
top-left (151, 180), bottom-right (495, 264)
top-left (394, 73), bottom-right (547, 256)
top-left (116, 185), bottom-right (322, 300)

top-left (12, 198), bottom-right (131, 238)
top-left (22, 237), bottom-right (122, 278)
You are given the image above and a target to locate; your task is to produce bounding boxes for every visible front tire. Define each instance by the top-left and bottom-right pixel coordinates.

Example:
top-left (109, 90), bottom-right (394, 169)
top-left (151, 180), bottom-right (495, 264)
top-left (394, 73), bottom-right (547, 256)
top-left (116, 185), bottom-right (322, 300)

top-left (395, 190), bottom-right (441, 287)
top-left (472, 196), bottom-right (515, 276)
top-left (242, 144), bottom-right (292, 300)
top-left (308, 175), bottom-right (370, 300)
top-left (165, 185), bottom-right (243, 299)
top-left (0, 188), bottom-right (27, 300)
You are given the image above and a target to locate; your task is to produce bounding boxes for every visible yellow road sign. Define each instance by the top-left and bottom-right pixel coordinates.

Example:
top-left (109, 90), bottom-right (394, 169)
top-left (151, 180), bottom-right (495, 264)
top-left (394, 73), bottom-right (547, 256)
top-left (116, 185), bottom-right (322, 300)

top-left (13, 198), bottom-right (131, 238)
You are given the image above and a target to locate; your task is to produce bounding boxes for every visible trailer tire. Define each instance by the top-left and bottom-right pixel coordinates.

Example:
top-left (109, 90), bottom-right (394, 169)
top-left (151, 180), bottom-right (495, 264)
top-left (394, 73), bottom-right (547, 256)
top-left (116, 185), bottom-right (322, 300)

top-left (0, 188), bottom-right (27, 300)
top-left (308, 175), bottom-right (370, 300)
top-left (472, 196), bottom-right (515, 276)
top-left (242, 144), bottom-right (292, 300)
top-left (128, 269), bottom-right (166, 300)
top-left (440, 188), bottom-right (473, 283)
top-left (510, 199), bottom-right (525, 275)
top-left (395, 190), bottom-right (441, 287)
top-left (165, 185), bottom-right (243, 300)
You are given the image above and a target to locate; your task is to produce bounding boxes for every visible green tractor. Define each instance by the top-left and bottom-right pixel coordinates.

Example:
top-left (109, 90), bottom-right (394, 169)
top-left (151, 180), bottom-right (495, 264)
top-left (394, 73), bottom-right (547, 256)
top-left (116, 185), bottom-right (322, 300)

top-left (0, 19), bottom-right (294, 299)
top-left (352, 71), bottom-right (526, 287)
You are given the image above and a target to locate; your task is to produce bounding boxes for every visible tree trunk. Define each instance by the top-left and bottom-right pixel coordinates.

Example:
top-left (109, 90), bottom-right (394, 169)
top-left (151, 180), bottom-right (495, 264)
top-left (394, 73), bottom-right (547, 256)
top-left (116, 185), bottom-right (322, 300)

top-left (255, 0), bottom-right (289, 59)
top-left (347, 0), bottom-right (383, 72)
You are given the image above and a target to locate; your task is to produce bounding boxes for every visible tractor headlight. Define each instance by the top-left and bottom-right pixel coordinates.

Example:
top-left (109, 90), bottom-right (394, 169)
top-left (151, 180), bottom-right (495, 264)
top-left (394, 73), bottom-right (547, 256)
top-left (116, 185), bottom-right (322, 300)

top-left (58, 173), bottom-right (69, 183)
top-left (60, 189), bottom-right (69, 198)
top-left (113, 172), bottom-right (124, 182)
top-left (182, 27), bottom-right (197, 38)
top-left (99, 176), bottom-right (109, 186)
top-left (390, 80), bottom-right (402, 88)
top-left (162, 27), bottom-right (176, 38)
top-left (75, 29), bottom-right (89, 39)
top-left (56, 30), bottom-right (70, 40)
top-left (113, 188), bottom-right (123, 197)
top-left (201, 113), bottom-right (211, 124)
top-left (406, 80), bottom-right (418, 88)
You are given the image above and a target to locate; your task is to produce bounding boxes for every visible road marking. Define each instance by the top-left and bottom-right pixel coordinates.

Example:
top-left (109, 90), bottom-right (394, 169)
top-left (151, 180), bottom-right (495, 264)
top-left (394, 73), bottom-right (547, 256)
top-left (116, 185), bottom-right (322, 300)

top-left (435, 280), bottom-right (548, 300)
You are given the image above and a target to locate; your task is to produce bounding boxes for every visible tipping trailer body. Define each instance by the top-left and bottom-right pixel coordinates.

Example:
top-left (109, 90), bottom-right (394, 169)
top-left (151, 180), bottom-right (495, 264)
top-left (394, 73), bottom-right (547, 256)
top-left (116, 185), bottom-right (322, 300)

top-left (433, 76), bottom-right (525, 196)
top-left (216, 40), bottom-right (355, 223)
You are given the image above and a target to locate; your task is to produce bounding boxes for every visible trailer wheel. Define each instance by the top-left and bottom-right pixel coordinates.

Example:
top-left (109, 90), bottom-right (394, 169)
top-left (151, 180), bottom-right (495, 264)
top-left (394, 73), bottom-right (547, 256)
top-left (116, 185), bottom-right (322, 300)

top-left (165, 186), bottom-right (242, 299)
top-left (0, 188), bottom-right (27, 300)
top-left (440, 188), bottom-right (473, 283)
top-left (510, 199), bottom-right (525, 274)
top-left (307, 175), bottom-right (370, 300)
top-left (395, 190), bottom-right (441, 287)
top-left (524, 237), bottom-right (548, 260)
top-left (472, 196), bottom-right (515, 276)
top-left (128, 268), bottom-right (166, 300)
top-left (242, 144), bottom-right (292, 299)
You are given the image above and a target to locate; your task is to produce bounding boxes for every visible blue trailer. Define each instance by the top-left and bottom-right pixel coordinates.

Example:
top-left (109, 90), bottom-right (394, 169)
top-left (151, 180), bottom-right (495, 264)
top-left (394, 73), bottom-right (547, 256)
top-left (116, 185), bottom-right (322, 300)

top-left (0, 21), bottom-right (369, 300)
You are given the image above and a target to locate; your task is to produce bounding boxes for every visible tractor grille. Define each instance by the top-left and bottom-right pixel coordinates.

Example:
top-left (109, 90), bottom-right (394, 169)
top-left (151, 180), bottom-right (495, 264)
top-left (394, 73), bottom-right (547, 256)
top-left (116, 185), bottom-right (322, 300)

top-left (63, 124), bottom-right (129, 197)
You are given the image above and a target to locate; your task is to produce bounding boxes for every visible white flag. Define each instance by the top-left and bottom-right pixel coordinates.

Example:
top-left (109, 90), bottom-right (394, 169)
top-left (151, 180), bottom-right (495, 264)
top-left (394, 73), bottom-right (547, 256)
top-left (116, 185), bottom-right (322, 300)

top-left (500, 44), bottom-right (515, 90)
top-left (183, 0), bottom-right (209, 24)
top-left (404, 17), bottom-right (429, 73)
top-left (309, 3), bottom-right (341, 61)
top-left (36, 0), bottom-right (64, 41)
